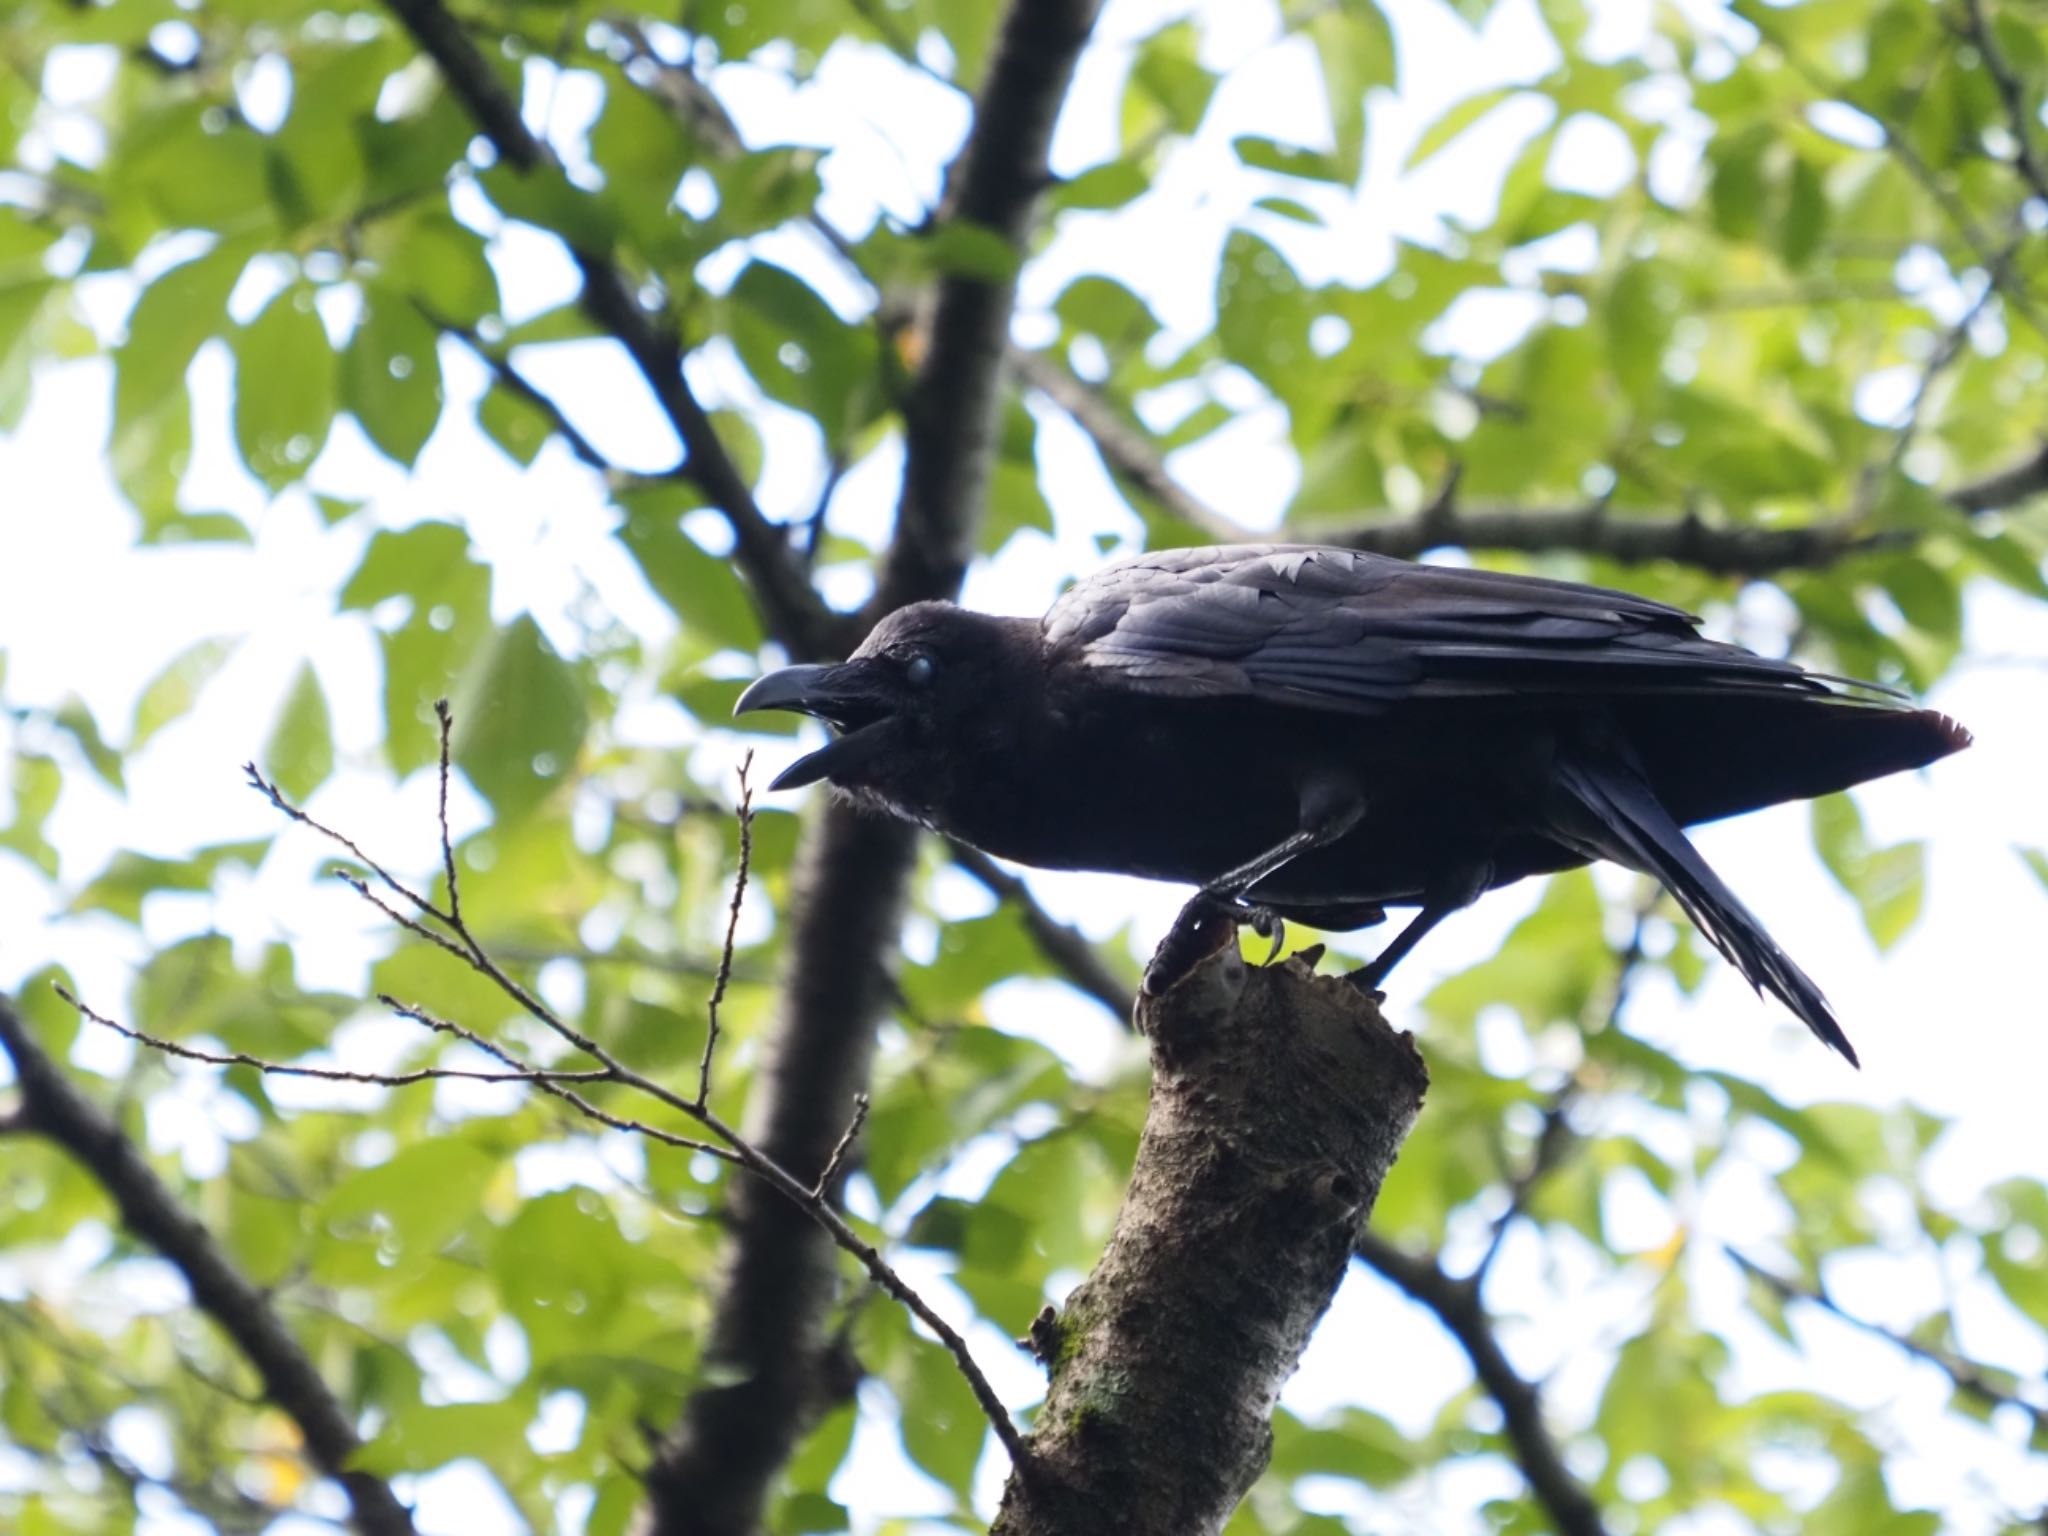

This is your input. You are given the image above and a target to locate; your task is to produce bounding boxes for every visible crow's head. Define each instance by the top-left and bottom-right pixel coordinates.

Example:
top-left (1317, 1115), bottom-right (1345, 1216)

top-left (734, 602), bottom-right (1038, 803)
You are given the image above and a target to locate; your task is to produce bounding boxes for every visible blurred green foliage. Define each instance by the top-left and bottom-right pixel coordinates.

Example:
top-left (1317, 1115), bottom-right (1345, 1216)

top-left (0, 0), bottom-right (2044, 1531)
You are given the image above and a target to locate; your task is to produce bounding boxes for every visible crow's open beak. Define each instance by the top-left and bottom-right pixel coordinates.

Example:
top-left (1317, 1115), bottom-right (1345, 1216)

top-left (735, 662), bottom-right (896, 790)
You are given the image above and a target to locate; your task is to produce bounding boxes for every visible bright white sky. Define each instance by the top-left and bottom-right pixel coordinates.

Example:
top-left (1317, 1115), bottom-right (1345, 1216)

top-left (1, 0), bottom-right (2045, 1531)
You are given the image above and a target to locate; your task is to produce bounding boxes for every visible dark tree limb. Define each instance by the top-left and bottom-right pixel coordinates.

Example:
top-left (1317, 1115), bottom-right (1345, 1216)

top-left (642, 5), bottom-right (1103, 1532)
top-left (1009, 347), bottom-right (1253, 542)
top-left (0, 997), bottom-right (419, 1536)
top-left (1327, 439), bottom-right (2048, 570)
top-left (949, 842), bottom-right (1137, 1024)
top-left (867, 0), bottom-right (1108, 619)
top-left (990, 947), bottom-right (1427, 1536)
top-left (1963, 0), bottom-right (2048, 206)
top-left (1022, 340), bottom-right (2048, 573)
top-left (1352, 1232), bottom-right (1610, 1536)
top-left (379, 0), bottom-right (845, 660)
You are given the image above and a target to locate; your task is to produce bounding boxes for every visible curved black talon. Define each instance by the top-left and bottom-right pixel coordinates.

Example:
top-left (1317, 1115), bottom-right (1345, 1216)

top-left (1143, 891), bottom-right (1295, 996)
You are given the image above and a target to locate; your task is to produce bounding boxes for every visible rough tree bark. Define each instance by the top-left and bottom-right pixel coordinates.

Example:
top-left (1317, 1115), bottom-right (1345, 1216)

top-left (991, 942), bottom-right (1429, 1536)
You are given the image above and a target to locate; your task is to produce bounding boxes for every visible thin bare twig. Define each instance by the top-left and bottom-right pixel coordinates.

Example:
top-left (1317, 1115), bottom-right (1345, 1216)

top-left (811, 1093), bottom-right (871, 1200)
top-left (245, 762), bottom-right (437, 915)
top-left (56, 986), bottom-right (608, 1089)
top-left (698, 752), bottom-right (755, 1107)
top-left (221, 710), bottom-right (1035, 1469)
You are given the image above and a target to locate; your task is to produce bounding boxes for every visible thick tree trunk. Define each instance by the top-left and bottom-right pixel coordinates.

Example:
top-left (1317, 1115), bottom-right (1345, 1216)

top-left (991, 945), bottom-right (1427, 1536)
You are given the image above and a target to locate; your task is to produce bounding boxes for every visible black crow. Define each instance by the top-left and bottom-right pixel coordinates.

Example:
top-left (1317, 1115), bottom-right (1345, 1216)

top-left (736, 545), bottom-right (1969, 1062)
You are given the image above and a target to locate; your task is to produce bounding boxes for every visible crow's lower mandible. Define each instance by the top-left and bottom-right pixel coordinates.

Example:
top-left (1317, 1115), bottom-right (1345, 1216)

top-left (736, 545), bottom-right (1969, 1065)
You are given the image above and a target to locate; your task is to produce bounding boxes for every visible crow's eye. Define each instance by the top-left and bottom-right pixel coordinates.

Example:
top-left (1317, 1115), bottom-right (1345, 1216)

top-left (905, 652), bottom-right (937, 686)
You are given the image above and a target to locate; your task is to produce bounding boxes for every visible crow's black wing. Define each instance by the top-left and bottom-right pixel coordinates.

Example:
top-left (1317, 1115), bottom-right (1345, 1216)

top-left (1044, 544), bottom-right (1872, 714)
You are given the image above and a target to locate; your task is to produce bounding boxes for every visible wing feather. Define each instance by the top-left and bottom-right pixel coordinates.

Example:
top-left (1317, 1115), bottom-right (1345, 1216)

top-left (1044, 545), bottom-right (1877, 714)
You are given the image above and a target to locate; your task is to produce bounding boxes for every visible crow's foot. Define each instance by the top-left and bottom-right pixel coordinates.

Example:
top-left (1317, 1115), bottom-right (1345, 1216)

top-left (1143, 891), bottom-right (1282, 997)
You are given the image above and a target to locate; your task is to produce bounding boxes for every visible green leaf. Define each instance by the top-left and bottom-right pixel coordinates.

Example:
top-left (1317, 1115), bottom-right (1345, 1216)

top-left (0, 754), bottom-right (62, 878)
top-left (1051, 159), bottom-right (1149, 212)
top-left (1122, 21), bottom-right (1217, 147)
top-left (1309, 3), bottom-right (1396, 179)
top-left (233, 283), bottom-right (336, 491)
top-left (1708, 123), bottom-right (1773, 244)
top-left (1811, 794), bottom-right (1926, 951)
top-left (113, 241), bottom-right (254, 525)
top-left (355, 1397), bottom-right (533, 1476)
top-left (71, 843), bottom-right (270, 923)
top-left (116, 103), bottom-right (275, 233)
top-left (342, 522), bottom-right (494, 772)
top-left (1269, 1406), bottom-right (1418, 1489)
top-left (1215, 230), bottom-right (1314, 391)
top-left (449, 616), bottom-right (590, 821)
top-left (343, 283), bottom-right (445, 467)
top-left (264, 662), bottom-right (335, 802)
top-left (132, 638), bottom-right (237, 750)
top-left (2017, 847), bottom-right (2048, 895)
top-left (52, 699), bottom-right (124, 792)
top-left (1778, 153), bottom-right (1829, 270)
top-left (616, 486), bottom-right (764, 651)
top-left (268, 39), bottom-right (398, 229)
top-left (1232, 136), bottom-right (1349, 184)
top-left (590, 69), bottom-right (692, 206)
top-left (923, 219), bottom-right (1023, 283)
top-left (1406, 87), bottom-right (1523, 171)
top-left (477, 382), bottom-right (551, 467)
top-left (0, 275), bottom-right (57, 432)
top-left (321, 1138), bottom-right (500, 1256)
top-left (387, 211), bottom-right (501, 328)
top-left (723, 260), bottom-right (882, 450)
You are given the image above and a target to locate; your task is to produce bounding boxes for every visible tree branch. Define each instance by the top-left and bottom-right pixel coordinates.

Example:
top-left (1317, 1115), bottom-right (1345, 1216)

top-left (644, 5), bottom-right (1105, 1530)
top-left (1963, 0), bottom-right (2048, 206)
top-left (1746, 9), bottom-right (2048, 341)
top-left (378, 0), bottom-right (846, 659)
top-left (0, 997), bottom-right (420, 1536)
top-left (111, 730), bottom-right (1034, 1480)
top-left (1727, 1246), bottom-right (2048, 1436)
top-left (991, 947), bottom-right (1428, 1536)
top-left (1010, 347), bottom-right (1252, 542)
top-left (867, 0), bottom-right (1108, 617)
top-left (1352, 1230), bottom-right (1610, 1536)
top-left (1023, 340), bottom-right (2048, 572)
top-left (949, 842), bottom-right (1136, 1023)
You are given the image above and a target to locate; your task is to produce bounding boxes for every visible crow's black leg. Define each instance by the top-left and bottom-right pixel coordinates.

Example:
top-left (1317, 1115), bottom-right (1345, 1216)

top-left (1144, 774), bottom-right (1364, 996)
top-left (1347, 862), bottom-right (1494, 993)
top-left (1346, 906), bottom-right (1449, 992)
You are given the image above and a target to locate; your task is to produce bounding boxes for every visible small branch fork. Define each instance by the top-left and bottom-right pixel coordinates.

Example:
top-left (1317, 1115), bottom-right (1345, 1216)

top-left (1727, 1246), bottom-right (2048, 1437)
top-left (65, 703), bottom-right (1032, 1474)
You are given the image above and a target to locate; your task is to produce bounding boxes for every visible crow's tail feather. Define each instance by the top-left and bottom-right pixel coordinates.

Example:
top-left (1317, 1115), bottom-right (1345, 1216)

top-left (1555, 753), bottom-right (1859, 1066)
